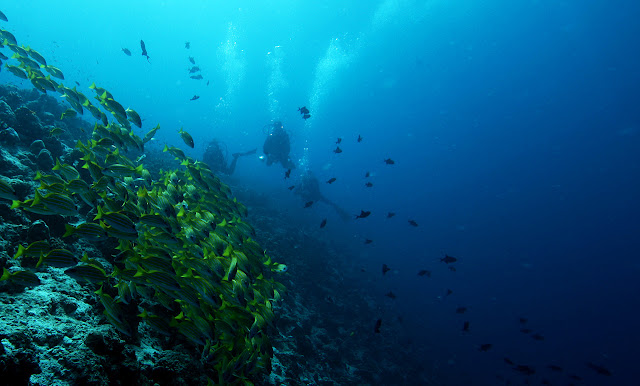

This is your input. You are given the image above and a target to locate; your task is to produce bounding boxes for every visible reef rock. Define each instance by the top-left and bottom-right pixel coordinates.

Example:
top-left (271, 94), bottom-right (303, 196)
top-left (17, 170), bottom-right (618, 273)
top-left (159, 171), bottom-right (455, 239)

top-left (0, 127), bottom-right (20, 146)
top-left (14, 107), bottom-right (45, 145)
top-left (29, 140), bottom-right (46, 156)
top-left (36, 149), bottom-right (53, 171)
top-left (0, 100), bottom-right (17, 127)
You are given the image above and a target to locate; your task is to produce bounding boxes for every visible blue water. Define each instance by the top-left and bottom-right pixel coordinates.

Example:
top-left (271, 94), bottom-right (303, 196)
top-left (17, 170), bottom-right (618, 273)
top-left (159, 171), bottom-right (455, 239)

top-left (3, 1), bottom-right (639, 384)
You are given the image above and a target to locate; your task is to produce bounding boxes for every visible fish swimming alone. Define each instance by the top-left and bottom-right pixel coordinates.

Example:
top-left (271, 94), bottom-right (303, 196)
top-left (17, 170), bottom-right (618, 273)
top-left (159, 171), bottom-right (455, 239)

top-left (357, 135), bottom-right (363, 142)
top-left (365, 182), bottom-right (373, 188)
top-left (355, 210), bottom-right (371, 219)
top-left (384, 158), bottom-right (395, 165)
top-left (333, 146), bottom-right (342, 154)
top-left (478, 343), bottom-right (493, 352)
top-left (364, 239), bottom-right (373, 244)
top-left (304, 201), bottom-right (314, 208)
top-left (140, 40), bottom-right (150, 62)
top-left (385, 291), bottom-right (396, 299)
top-left (417, 270), bottom-right (430, 277)
top-left (531, 333), bottom-right (544, 341)
top-left (440, 254), bottom-right (457, 264)
top-left (122, 48), bottom-right (131, 56)
top-left (284, 169), bottom-right (291, 179)
top-left (287, 185), bottom-right (295, 190)
top-left (382, 264), bottom-right (390, 275)
top-left (336, 138), bottom-right (342, 144)
top-left (185, 41), bottom-right (190, 49)
top-left (326, 178), bottom-right (336, 184)
top-left (190, 95), bottom-right (200, 101)
top-left (408, 220), bottom-right (418, 227)
top-left (298, 106), bottom-right (309, 114)
top-left (462, 321), bottom-right (470, 332)
top-left (319, 219), bottom-right (327, 228)
top-left (387, 212), bottom-right (395, 218)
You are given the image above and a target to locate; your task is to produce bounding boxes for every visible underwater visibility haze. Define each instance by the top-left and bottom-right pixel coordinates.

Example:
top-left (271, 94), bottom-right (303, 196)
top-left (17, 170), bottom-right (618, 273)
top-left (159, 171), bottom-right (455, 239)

top-left (0, 0), bottom-right (639, 385)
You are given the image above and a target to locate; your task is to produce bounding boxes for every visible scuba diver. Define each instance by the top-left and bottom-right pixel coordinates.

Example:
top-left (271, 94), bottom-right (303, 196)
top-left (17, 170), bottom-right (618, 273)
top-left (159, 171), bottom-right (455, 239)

top-left (262, 121), bottom-right (296, 170)
top-left (202, 139), bottom-right (256, 176)
top-left (295, 171), bottom-right (350, 221)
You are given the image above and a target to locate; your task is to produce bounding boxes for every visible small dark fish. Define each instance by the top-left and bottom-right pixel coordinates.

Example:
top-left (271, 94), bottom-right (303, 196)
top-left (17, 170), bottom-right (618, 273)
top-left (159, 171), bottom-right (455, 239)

top-left (355, 210), bottom-right (371, 219)
top-left (382, 264), bottom-right (390, 275)
top-left (386, 212), bottom-right (395, 218)
top-left (75, 81), bottom-right (80, 86)
top-left (385, 291), bottom-right (396, 299)
top-left (514, 365), bottom-right (536, 376)
top-left (445, 289), bottom-right (453, 296)
top-left (519, 317), bottom-right (528, 324)
top-left (319, 219), bottom-right (327, 228)
top-left (569, 374), bottom-right (582, 381)
top-left (336, 138), bottom-right (342, 144)
top-left (547, 365), bottom-right (563, 372)
top-left (417, 270), bottom-right (430, 277)
top-left (440, 254), bottom-right (457, 264)
top-left (462, 321), bottom-right (470, 332)
top-left (448, 266), bottom-right (457, 272)
top-left (304, 201), bottom-right (314, 208)
top-left (456, 307), bottom-right (467, 314)
top-left (190, 95), bottom-right (200, 101)
top-left (365, 171), bottom-right (370, 178)
top-left (189, 66), bottom-right (200, 73)
top-left (520, 328), bottom-right (533, 334)
top-left (374, 318), bottom-right (382, 333)
top-left (284, 169), bottom-right (291, 179)
top-left (185, 42), bottom-right (190, 49)
top-left (408, 220), bottom-right (418, 227)
top-left (365, 182), bottom-right (373, 188)
top-left (190, 74), bottom-right (203, 80)
top-left (140, 40), bottom-right (150, 62)
top-left (298, 106), bottom-right (309, 114)
top-left (503, 358), bottom-right (514, 365)
top-left (384, 158), bottom-right (395, 165)
top-left (122, 48), bottom-right (131, 56)
top-left (531, 333), bottom-right (544, 341)
top-left (326, 177), bottom-right (336, 184)
top-left (287, 185), bottom-right (295, 190)
top-left (478, 343), bottom-right (492, 352)
top-left (188, 56), bottom-right (195, 64)
top-left (302, 113), bottom-right (311, 120)
top-left (586, 362), bottom-right (612, 376)
top-left (206, 80), bottom-right (210, 86)
top-left (364, 239), bottom-right (373, 244)
top-left (333, 146), bottom-right (342, 154)
top-left (357, 135), bottom-right (363, 142)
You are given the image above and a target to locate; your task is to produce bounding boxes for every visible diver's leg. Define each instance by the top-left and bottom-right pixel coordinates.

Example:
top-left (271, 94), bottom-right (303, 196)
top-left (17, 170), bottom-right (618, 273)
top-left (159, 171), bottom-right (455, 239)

top-left (227, 155), bottom-right (239, 175)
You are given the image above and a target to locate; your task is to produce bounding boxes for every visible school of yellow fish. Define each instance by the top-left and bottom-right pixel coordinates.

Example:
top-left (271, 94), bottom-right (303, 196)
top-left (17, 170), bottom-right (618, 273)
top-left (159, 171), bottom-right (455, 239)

top-left (1, 12), bottom-right (285, 384)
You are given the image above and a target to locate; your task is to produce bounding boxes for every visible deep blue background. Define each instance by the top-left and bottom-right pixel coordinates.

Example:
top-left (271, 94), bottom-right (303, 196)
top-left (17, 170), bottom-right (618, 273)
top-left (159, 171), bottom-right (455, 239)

top-left (2, 1), bottom-right (639, 384)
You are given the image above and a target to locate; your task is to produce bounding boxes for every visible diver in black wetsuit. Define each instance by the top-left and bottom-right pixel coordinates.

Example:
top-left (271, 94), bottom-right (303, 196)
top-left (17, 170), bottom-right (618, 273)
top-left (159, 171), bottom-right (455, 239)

top-left (295, 171), bottom-right (350, 221)
top-left (263, 121), bottom-right (296, 170)
top-left (202, 139), bottom-right (256, 176)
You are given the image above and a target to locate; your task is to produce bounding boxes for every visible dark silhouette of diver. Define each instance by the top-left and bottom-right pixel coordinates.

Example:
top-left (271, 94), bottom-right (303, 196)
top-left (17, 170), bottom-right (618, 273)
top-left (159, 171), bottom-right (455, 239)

top-left (295, 171), bottom-right (350, 221)
top-left (202, 139), bottom-right (256, 176)
top-left (263, 121), bottom-right (296, 170)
